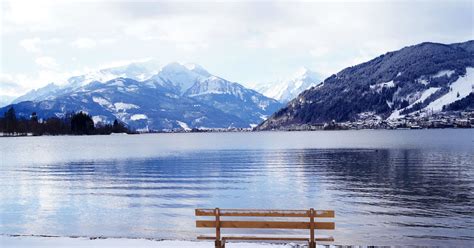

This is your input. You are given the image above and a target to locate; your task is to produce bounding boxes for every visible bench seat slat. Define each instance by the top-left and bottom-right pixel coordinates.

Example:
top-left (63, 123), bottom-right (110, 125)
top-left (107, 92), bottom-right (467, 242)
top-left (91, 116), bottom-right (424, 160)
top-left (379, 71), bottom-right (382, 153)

top-left (195, 209), bottom-right (334, 218)
top-left (196, 220), bottom-right (335, 230)
top-left (197, 236), bottom-right (334, 242)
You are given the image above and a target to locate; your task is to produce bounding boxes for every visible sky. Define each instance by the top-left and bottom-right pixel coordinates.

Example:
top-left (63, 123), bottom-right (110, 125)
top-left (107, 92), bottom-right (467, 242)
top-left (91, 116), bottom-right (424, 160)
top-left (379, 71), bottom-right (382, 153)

top-left (1, 0), bottom-right (473, 98)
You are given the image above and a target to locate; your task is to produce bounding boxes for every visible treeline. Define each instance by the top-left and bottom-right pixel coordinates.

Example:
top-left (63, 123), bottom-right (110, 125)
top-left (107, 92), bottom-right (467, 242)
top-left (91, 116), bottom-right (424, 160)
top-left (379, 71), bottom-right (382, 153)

top-left (443, 92), bottom-right (474, 111)
top-left (0, 107), bottom-right (134, 136)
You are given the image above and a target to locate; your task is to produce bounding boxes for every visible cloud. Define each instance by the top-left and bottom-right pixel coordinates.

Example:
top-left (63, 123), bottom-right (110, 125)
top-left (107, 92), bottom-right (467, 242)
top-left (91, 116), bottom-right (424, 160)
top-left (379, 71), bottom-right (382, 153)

top-left (0, 69), bottom-right (81, 97)
top-left (309, 47), bottom-right (330, 58)
top-left (71, 38), bottom-right (97, 49)
top-left (2, 1), bottom-right (473, 96)
top-left (19, 37), bottom-right (63, 53)
top-left (35, 56), bottom-right (59, 70)
top-left (99, 38), bottom-right (117, 45)
top-left (0, 73), bottom-right (29, 96)
top-left (20, 37), bottom-right (41, 53)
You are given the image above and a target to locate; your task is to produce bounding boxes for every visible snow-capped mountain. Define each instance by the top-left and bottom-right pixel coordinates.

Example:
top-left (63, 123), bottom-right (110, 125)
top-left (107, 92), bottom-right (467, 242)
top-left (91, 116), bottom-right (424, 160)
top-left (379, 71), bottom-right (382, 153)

top-left (12, 83), bottom-right (62, 104)
top-left (149, 62), bottom-right (211, 95)
top-left (5, 62), bottom-right (282, 130)
top-left (184, 76), bottom-right (279, 124)
top-left (250, 68), bottom-right (322, 103)
top-left (12, 59), bottom-right (162, 104)
top-left (258, 40), bottom-right (474, 130)
top-left (67, 59), bottom-right (162, 89)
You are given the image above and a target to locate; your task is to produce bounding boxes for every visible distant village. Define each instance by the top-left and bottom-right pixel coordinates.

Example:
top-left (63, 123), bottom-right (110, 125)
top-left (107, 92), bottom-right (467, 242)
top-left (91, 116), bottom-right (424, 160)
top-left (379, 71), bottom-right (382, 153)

top-left (265, 110), bottom-right (474, 131)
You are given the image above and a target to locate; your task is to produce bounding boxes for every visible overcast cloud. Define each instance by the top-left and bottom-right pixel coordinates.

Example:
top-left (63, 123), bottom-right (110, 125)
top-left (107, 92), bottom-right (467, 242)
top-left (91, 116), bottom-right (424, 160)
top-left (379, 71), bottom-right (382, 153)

top-left (1, 0), bottom-right (473, 96)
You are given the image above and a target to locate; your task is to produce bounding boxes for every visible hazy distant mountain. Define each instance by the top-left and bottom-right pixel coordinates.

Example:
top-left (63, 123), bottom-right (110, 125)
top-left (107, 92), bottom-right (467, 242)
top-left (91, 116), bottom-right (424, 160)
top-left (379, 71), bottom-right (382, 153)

top-left (0, 95), bottom-right (15, 108)
top-left (4, 61), bottom-right (282, 131)
top-left (250, 68), bottom-right (322, 103)
top-left (257, 40), bottom-right (474, 130)
top-left (12, 83), bottom-right (62, 104)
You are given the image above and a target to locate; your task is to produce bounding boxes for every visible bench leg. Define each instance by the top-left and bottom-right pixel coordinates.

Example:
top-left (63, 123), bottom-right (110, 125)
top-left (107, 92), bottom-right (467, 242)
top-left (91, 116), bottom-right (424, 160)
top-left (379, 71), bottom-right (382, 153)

top-left (309, 240), bottom-right (316, 248)
top-left (215, 240), bottom-right (225, 248)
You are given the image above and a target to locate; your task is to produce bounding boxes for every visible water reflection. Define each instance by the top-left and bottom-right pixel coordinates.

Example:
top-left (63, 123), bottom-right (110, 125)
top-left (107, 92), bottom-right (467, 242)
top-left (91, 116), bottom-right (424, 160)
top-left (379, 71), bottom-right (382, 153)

top-left (1, 135), bottom-right (473, 246)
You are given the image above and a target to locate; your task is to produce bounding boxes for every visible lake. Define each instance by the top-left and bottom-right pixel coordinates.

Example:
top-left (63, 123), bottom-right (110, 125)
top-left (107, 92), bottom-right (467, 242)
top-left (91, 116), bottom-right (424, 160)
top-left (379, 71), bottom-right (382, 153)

top-left (0, 129), bottom-right (473, 246)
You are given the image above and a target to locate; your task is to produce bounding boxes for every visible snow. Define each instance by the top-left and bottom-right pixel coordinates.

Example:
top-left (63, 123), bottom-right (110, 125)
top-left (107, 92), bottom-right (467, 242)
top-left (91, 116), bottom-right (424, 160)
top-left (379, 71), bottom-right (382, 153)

top-left (432, 69), bottom-right (455, 78)
top-left (423, 67), bottom-right (474, 112)
top-left (0, 236), bottom-right (296, 248)
top-left (109, 80), bottom-right (125, 87)
top-left (417, 78), bottom-right (429, 85)
top-left (388, 87), bottom-right (441, 120)
top-left (176, 121), bottom-right (191, 131)
top-left (136, 126), bottom-right (149, 133)
top-left (143, 80), bottom-right (157, 89)
top-left (184, 63), bottom-right (211, 77)
top-left (39, 101), bottom-right (54, 110)
top-left (370, 80), bottom-right (395, 93)
top-left (114, 102), bottom-right (139, 111)
top-left (411, 87), bottom-right (441, 106)
top-left (188, 90), bottom-right (228, 97)
top-left (156, 62), bottom-right (208, 94)
top-left (388, 68), bottom-right (474, 119)
top-left (130, 114), bottom-right (148, 121)
top-left (414, 70), bottom-right (455, 86)
top-left (250, 68), bottom-right (320, 103)
top-left (257, 100), bottom-right (269, 111)
top-left (92, 116), bottom-right (105, 124)
top-left (166, 93), bottom-right (179, 99)
top-left (92, 97), bottom-right (112, 109)
top-left (126, 85), bottom-right (139, 92)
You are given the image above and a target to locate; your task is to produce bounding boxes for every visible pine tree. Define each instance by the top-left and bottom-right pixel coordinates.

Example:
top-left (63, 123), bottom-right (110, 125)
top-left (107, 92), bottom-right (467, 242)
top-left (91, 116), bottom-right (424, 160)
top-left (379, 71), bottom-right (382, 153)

top-left (112, 119), bottom-right (127, 133)
top-left (30, 112), bottom-right (40, 135)
top-left (71, 112), bottom-right (95, 135)
top-left (4, 107), bottom-right (17, 135)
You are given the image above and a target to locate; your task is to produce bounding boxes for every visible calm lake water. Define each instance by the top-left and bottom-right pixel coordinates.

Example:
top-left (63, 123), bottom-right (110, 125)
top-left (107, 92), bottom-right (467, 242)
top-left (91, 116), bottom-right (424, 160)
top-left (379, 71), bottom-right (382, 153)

top-left (0, 129), bottom-right (473, 246)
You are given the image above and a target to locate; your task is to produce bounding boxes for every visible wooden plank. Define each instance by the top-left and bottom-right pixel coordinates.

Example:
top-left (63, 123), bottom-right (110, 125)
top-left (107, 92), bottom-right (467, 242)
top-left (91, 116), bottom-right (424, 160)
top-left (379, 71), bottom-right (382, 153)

top-left (196, 220), bottom-right (335, 230)
top-left (195, 209), bottom-right (334, 218)
top-left (315, 237), bottom-right (335, 242)
top-left (197, 236), bottom-right (334, 242)
top-left (198, 236), bottom-right (308, 241)
top-left (223, 237), bottom-right (309, 241)
top-left (197, 236), bottom-right (216, 240)
top-left (215, 208), bottom-right (221, 242)
top-left (309, 208), bottom-right (315, 246)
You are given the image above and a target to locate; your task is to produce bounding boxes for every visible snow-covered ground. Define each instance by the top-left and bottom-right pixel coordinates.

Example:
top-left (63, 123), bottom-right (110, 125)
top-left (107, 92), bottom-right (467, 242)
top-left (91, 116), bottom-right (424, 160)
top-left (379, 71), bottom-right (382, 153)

top-left (388, 67), bottom-right (474, 120)
top-left (423, 67), bottom-right (474, 112)
top-left (0, 236), bottom-right (319, 248)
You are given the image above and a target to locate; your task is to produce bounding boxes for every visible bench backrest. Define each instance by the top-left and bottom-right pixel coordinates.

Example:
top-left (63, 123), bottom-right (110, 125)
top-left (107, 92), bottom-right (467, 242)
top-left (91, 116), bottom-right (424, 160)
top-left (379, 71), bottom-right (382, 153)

top-left (195, 208), bottom-right (335, 241)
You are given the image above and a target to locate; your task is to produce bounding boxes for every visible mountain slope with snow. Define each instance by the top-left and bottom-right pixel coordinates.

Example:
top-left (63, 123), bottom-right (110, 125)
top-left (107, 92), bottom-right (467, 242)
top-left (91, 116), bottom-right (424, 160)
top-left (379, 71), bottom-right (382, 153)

top-left (12, 60), bottom-right (162, 104)
top-left (4, 62), bottom-right (281, 130)
top-left (258, 40), bottom-right (474, 130)
top-left (251, 68), bottom-right (322, 103)
top-left (185, 76), bottom-right (281, 125)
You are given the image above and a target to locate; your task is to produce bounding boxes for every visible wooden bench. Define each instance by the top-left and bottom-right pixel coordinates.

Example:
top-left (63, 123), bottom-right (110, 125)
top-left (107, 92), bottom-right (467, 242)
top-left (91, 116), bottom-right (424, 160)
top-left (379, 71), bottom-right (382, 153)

top-left (195, 208), bottom-right (335, 248)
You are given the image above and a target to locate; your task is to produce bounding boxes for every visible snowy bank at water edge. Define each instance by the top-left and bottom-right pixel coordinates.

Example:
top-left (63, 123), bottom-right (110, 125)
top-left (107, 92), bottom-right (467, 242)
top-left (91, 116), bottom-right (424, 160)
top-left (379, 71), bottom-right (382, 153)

top-left (0, 235), bottom-right (338, 248)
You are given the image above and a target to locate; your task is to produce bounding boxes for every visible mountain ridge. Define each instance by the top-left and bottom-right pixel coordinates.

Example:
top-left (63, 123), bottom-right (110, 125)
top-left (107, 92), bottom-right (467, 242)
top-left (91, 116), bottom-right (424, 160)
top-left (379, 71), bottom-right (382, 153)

top-left (257, 40), bottom-right (474, 130)
top-left (249, 67), bottom-right (322, 103)
top-left (3, 62), bottom-right (282, 131)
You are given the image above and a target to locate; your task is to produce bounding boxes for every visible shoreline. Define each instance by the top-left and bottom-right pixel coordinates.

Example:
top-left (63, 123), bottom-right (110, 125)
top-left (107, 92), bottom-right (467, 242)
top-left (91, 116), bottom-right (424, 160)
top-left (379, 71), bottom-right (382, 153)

top-left (0, 234), bottom-right (305, 248)
top-left (1, 126), bottom-right (472, 138)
